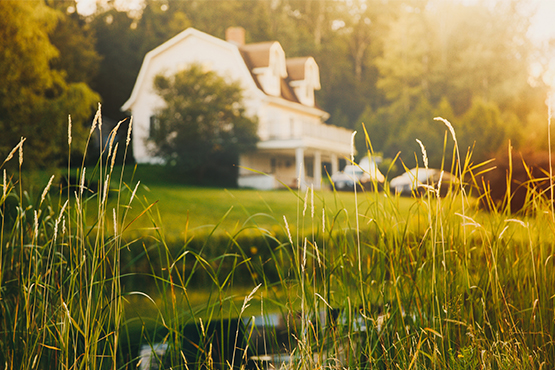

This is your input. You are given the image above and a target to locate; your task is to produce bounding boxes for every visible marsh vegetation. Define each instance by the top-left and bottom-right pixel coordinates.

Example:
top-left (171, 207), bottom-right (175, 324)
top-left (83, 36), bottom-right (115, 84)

top-left (1, 110), bottom-right (554, 369)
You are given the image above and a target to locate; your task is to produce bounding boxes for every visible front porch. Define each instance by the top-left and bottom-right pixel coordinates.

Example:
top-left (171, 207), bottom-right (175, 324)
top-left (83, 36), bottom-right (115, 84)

top-left (239, 109), bottom-right (354, 190)
top-left (238, 146), bottom-right (347, 190)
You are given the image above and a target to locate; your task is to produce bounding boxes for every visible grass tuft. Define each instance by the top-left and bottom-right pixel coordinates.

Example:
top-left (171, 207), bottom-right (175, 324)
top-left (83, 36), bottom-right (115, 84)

top-left (0, 110), bottom-right (554, 369)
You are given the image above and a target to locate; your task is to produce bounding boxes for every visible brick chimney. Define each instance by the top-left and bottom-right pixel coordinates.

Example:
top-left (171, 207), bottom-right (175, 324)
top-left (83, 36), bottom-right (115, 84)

top-left (225, 27), bottom-right (245, 46)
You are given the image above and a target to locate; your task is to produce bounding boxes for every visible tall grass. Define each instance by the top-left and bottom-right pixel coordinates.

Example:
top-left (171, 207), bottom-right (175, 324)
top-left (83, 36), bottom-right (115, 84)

top-left (0, 104), bottom-right (135, 369)
top-left (1, 109), bottom-right (554, 369)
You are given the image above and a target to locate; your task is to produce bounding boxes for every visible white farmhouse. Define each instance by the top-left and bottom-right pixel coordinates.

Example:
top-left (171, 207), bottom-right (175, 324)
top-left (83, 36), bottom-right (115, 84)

top-left (121, 27), bottom-right (353, 190)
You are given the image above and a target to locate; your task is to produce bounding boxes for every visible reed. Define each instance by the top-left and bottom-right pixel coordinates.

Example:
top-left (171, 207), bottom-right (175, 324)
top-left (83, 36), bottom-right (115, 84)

top-left (0, 108), bottom-right (554, 369)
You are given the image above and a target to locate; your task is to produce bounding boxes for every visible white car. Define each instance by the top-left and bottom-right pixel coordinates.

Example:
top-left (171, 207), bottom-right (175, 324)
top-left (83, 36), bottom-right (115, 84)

top-left (331, 157), bottom-right (385, 191)
top-left (389, 168), bottom-right (458, 196)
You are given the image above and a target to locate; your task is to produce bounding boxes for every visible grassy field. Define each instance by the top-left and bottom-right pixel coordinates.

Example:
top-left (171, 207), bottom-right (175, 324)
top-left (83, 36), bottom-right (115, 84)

top-left (2, 116), bottom-right (555, 369)
top-left (111, 181), bottom-right (418, 319)
top-left (21, 161), bottom-right (418, 241)
top-left (115, 180), bottom-right (415, 241)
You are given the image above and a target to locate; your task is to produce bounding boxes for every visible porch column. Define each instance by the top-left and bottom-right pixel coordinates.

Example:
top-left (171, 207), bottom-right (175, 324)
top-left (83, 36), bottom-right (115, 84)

top-left (330, 153), bottom-right (339, 175)
top-left (314, 151), bottom-right (322, 190)
top-left (295, 147), bottom-right (305, 190)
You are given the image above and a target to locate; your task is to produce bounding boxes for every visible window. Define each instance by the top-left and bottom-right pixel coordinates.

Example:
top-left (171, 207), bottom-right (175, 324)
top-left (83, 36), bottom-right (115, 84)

top-left (265, 45), bottom-right (286, 96)
top-left (149, 115), bottom-right (160, 138)
top-left (266, 69), bottom-right (280, 96)
top-left (306, 161), bottom-right (314, 178)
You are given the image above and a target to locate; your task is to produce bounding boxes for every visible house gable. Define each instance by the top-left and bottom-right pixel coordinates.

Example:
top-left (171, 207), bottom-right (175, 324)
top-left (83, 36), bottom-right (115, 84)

top-left (120, 27), bottom-right (264, 164)
top-left (286, 57), bottom-right (321, 107)
top-left (122, 27), bottom-right (327, 119)
top-left (121, 28), bottom-right (261, 113)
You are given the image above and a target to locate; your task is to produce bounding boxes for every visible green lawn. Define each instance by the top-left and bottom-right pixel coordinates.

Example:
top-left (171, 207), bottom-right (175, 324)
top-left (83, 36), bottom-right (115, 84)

top-left (23, 163), bottom-right (415, 241)
top-left (114, 180), bottom-right (415, 242)
top-left (22, 162), bottom-right (425, 243)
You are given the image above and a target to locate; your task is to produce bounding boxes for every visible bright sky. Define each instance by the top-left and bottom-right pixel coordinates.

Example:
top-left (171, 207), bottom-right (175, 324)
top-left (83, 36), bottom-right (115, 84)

top-left (75, 0), bottom-right (142, 16)
top-left (75, 0), bottom-right (555, 83)
top-left (528, 0), bottom-right (555, 43)
top-left (76, 0), bottom-right (555, 40)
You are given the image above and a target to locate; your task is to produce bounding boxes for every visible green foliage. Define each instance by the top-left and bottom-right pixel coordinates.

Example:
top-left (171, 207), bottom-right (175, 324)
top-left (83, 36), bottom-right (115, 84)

top-left (376, 1), bottom-right (536, 115)
top-left (358, 98), bottom-right (446, 169)
top-left (2, 111), bottom-right (555, 368)
top-left (151, 64), bottom-right (259, 186)
top-left (0, 0), bottom-right (99, 167)
top-left (95, 1), bottom-right (191, 119)
top-left (361, 0), bottom-right (547, 166)
top-left (89, 9), bottom-right (145, 120)
top-left (458, 98), bottom-right (517, 163)
top-left (314, 0), bottom-right (395, 129)
top-left (358, 95), bottom-right (528, 170)
top-left (48, 1), bottom-right (102, 85)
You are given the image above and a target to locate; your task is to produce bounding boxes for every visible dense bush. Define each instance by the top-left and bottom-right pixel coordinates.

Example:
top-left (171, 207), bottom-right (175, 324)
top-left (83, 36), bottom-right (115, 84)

top-left (474, 147), bottom-right (555, 213)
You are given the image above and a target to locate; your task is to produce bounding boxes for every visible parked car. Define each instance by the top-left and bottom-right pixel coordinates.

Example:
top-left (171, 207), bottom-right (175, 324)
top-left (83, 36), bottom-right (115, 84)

top-left (389, 168), bottom-right (458, 196)
top-left (331, 156), bottom-right (385, 191)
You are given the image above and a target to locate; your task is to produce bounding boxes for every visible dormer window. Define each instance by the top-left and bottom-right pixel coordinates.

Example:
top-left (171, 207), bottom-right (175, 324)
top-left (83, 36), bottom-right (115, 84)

top-left (266, 63), bottom-right (280, 96)
top-left (264, 44), bottom-right (287, 96)
top-left (247, 42), bottom-right (287, 97)
top-left (240, 41), bottom-right (323, 105)
top-left (287, 57), bottom-right (321, 107)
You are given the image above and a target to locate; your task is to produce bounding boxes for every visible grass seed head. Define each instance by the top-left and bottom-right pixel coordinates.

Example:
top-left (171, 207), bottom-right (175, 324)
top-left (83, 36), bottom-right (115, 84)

top-left (113, 208), bottom-right (117, 235)
top-left (68, 115), bottom-right (72, 146)
top-left (350, 131), bottom-right (357, 163)
top-left (283, 215), bottom-right (294, 248)
top-left (4, 144), bottom-right (17, 164)
top-left (34, 210), bottom-right (38, 240)
top-left (90, 103), bottom-right (101, 135)
top-left (434, 116), bottom-right (457, 144)
top-left (18, 137), bottom-right (24, 166)
top-left (107, 120), bottom-right (123, 160)
top-left (102, 175), bottom-right (110, 204)
top-left (3, 137), bottom-right (25, 166)
top-left (129, 181), bottom-right (140, 205)
top-left (80, 168), bottom-right (86, 196)
top-left (110, 142), bottom-right (119, 173)
top-left (240, 283), bottom-right (261, 314)
top-left (40, 175), bottom-right (55, 206)
top-left (126, 117), bottom-right (133, 147)
top-left (416, 139), bottom-right (428, 169)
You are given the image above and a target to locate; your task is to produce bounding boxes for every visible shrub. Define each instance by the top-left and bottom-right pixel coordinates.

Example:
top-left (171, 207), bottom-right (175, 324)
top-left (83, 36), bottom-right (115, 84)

top-left (474, 147), bottom-right (554, 213)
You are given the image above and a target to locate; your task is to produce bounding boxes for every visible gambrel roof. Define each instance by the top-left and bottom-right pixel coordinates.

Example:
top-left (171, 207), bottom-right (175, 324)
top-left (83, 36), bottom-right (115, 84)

top-left (122, 27), bottom-right (323, 113)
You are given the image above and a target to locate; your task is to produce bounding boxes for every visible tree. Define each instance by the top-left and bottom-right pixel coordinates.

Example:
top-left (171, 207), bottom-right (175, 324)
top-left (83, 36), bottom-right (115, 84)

top-left (314, 0), bottom-right (397, 129)
top-left (46, 0), bottom-right (102, 86)
top-left (457, 98), bottom-right (522, 164)
top-left (0, 0), bottom-right (99, 167)
top-left (88, 1), bottom-right (192, 120)
top-left (358, 97), bottom-right (446, 170)
top-left (368, 0), bottom-right (549, 166)
top-left (376, 0), bottom-right (539, 115)
top-left (151, 64), bottom-right (259, 186)
top-left (89, 9), bottom-right (142, 120)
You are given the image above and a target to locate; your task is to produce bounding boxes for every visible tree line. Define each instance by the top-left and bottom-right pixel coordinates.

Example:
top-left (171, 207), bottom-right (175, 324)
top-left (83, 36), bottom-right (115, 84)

top-left (1, 0), bottom-right (552, 169)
